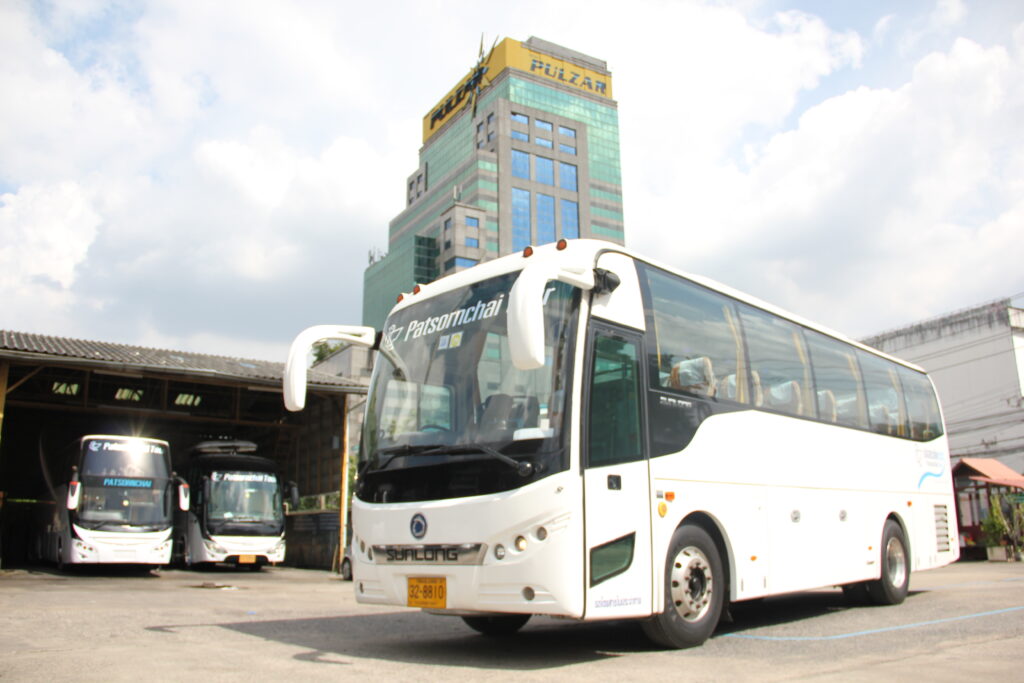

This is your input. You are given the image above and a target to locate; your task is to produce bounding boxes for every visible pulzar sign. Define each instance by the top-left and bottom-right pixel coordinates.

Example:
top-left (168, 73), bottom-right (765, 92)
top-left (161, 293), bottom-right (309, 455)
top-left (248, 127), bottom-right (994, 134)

top-left (422, 38), bottom-right (613, 142)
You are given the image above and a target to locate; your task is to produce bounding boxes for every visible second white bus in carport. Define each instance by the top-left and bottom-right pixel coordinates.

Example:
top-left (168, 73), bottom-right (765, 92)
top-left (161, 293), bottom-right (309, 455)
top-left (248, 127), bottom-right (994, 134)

top-left (177, 440), bottom-right (297, 569)
top-left (283, 238), bottom-right (958, 648)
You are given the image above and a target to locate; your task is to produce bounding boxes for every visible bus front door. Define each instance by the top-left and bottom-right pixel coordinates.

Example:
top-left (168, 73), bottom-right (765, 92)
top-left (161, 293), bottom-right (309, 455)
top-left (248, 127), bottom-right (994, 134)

top-left (582, 323), bottom-right (653, 618)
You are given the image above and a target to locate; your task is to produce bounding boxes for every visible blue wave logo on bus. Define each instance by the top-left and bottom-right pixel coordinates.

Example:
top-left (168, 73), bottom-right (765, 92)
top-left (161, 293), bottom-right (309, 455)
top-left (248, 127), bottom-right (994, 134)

top-left (916, 450), bottom-right (945, 489)
top-left (102, 477), bottom-right (153, 488)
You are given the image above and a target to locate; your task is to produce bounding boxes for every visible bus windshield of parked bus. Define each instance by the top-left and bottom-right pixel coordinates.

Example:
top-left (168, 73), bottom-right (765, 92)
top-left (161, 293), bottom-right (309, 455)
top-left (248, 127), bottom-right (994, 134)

top-left (76, 437), bottom-right (173, 531)
top-left (206, 471), bottom-right (284, 534)
top-left (357, 271), bottom-right (580, 503)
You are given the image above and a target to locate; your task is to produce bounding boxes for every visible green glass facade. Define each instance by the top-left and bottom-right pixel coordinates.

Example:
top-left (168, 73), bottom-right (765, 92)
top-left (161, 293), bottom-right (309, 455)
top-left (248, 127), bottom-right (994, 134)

top-left (362, 38), bottom-right (624, 329)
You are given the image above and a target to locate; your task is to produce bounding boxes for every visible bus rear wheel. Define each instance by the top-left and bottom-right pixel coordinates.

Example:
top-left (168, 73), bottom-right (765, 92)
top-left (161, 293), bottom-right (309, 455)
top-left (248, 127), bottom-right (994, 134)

top-left (866, 519), bottom-right (910, 605)
top-left (461, 614), bottom-right (531, 636)
top-left (642, 524), bottom-right (725, 649)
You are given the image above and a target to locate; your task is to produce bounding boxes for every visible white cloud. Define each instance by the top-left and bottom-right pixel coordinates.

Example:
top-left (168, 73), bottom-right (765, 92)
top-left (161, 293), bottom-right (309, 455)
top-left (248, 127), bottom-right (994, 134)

top-left (1, 0), bottom-right (1022, 361)
top-left (633, 30), bottom-right (1024, 337)
top-left (0, 182), bottom-right (101, 326)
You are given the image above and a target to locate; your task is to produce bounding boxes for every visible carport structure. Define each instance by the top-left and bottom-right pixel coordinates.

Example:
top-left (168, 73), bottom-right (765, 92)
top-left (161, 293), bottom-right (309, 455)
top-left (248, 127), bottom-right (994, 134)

top-left (0, 330), bottom-right (367, 566)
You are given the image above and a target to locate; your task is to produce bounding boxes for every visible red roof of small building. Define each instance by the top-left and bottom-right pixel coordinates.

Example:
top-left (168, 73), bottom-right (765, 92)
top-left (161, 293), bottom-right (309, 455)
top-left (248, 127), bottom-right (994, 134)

top-left (955, 457), bottom-right (1024, 490)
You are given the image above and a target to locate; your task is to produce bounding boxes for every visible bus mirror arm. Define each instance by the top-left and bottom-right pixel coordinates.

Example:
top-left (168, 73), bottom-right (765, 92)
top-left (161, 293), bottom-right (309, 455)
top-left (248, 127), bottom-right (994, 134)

top-left (283, 325), bottom-right (377, 411)
top-left (508, 260), bottom-right (596, 370)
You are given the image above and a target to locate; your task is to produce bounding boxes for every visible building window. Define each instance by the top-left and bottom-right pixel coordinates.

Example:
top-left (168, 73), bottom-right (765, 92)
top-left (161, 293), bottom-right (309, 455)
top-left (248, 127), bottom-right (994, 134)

top-left (487, 131), bottom-right (495, 142)
top-left (536, 156), bottom-right (554, 185)
top-left (559, 143), bottom-right (576, 155)
top-left (511, 130), bottom-right (528, 142)
top-left (512, 149), bottom-right (530, 179)
top-left (465, 237), bottom-right (479, 248)
top-left (511, 113), bottom-right (529, 125)
top-left (487, 112), bottom-right (494, 125)
top-left (559, 125), bottom-right (576, 138)
top-left (444, 218), bottom-right (452, 233)
top-left (561, 199), bottom-right (579, 239)
top-left (455, 257), bottom-right (479, 268)
top-left (560, 162), bottom-right (578, 191)
top-left (512, 188), bottom-right (531, 252)
top-left (465, 216), bottom-right (479, 228)
top-left (537, 193), bottom-right (556, 245)
top-left (536, 119), bottom-right (553, 131)
top-left (536, 137), bottom-right (553, 149)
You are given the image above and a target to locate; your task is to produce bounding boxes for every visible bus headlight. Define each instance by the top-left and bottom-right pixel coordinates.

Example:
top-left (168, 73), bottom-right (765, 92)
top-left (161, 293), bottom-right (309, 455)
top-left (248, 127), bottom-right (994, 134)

top-left (515, 536), bottom-right (528, 552)
top-left (203, 540), bottom-right (227, 556)
top-left (494, 544), bottom-right (506, 560)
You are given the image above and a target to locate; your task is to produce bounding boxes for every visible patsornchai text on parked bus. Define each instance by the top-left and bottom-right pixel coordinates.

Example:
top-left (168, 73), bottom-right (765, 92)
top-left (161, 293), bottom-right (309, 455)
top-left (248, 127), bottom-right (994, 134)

top-left (283, 238), bottom-right (958, 649)
top-left (36, 435), bottom-right (189, 568)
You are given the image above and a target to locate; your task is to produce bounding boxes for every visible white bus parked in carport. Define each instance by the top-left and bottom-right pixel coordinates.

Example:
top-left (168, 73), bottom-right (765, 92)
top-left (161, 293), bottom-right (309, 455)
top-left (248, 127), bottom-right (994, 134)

top-left (176, 440), bottom-right (297, 570)
top-left (37, 435), bottom-right (189, 568)
top-left (284, 238), bottom-right (959, 648)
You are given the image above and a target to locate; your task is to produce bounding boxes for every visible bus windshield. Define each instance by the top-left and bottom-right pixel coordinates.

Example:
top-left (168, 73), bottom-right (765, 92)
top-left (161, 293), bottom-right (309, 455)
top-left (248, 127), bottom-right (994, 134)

top-left (206, 471), bottom-right (284, 535)
top-left (77, 437), bottom-right (173, 531)
top-left (357, 271), bottom-right (580, 503)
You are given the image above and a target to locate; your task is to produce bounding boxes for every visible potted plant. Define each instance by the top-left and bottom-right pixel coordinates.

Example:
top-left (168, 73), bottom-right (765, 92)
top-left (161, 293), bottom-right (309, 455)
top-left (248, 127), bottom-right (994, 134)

top-left (981, 493), bottom-right (1011, 561)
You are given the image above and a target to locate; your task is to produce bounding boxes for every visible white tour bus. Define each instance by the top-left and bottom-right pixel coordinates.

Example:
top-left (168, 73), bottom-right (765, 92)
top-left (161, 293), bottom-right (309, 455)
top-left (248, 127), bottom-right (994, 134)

top-left (176, 440), bottom-right (295, 569)
top-left (38, 435), bottom-right (189, 568)
top-left (284, 239), bottom-right (958, 648)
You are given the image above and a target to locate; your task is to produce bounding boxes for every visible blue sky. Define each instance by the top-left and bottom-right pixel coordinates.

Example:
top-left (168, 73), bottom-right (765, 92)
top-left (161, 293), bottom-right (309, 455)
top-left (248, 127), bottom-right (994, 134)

top-left (2, 0), bottom-right (1022, 360)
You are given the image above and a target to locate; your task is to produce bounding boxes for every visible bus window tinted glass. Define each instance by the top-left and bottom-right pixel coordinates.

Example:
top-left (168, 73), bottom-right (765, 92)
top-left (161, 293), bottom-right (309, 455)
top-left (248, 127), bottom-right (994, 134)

top-left (642, 267), bottom-right (746, 402)
top-left (859, 350), bottom-right (908, 437)
top-left (588, 333), bottom-right (643, 467)
top-left (738, 307), bottom-right (814, 418)
top-left (898, 366), bottom-right (944, 441)
top-left (805, 332), bottom-right (869, 429)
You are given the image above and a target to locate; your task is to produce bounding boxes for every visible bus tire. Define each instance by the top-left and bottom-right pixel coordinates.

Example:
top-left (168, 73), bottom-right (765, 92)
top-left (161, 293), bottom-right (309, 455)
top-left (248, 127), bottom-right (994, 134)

top-left (340, 557), bottom-right (352, 581)
top-left (461, 614), bottom-right (531, 636)
top-left (866, 519), bottom-right (910, 606)
top-left (642, 524), bottom-right (724, 649)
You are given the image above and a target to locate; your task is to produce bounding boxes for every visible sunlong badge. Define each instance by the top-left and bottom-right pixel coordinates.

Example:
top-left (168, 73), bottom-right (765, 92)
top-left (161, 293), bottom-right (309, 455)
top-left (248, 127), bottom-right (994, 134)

top-left (410, 513), bottom-right (427, 539)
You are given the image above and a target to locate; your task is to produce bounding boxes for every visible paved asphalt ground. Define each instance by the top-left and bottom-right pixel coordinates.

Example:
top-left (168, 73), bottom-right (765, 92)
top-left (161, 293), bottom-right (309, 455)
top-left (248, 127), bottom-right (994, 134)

top-left (1, 560), bottom-right (1022, 681)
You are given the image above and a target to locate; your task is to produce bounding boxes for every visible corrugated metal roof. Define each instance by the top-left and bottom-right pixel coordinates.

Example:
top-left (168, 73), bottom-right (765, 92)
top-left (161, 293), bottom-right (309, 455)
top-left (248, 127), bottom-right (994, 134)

top-left (0, 330), bottom-right (366, 393)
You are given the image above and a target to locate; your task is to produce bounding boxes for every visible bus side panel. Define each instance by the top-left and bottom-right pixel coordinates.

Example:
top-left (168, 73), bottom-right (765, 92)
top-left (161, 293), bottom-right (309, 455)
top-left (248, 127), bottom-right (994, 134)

top-left (649, 410), bottom-right (958, 601)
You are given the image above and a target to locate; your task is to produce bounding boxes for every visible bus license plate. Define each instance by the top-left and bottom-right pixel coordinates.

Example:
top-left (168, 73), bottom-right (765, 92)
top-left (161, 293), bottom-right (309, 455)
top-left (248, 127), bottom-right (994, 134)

top-left (238, 555), bottom-right (256, 564)
top-left (407, 577), bottom-right (446, 608)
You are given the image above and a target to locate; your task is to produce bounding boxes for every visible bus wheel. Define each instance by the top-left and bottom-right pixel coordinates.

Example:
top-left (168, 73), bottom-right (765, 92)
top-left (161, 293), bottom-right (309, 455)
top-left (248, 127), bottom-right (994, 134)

top-left (461, 614), bottom-right (531, 636)
top-left (642, 524), bottom-right (725, 649)
top-left (866, 519), bottom-right (910, 605)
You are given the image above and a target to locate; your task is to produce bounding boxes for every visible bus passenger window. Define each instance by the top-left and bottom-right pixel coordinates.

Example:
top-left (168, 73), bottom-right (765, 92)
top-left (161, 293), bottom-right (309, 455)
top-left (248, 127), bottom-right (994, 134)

top-left (640, 265), bottom-right (748, 403)
top-left (859, 350), bottom-right (908, 437)
top-left (897, 366), bottom-right (943, 441)
top-left (805, 332), bottom-right (869, 429)
top-left (738, 306), bottom-right (814, 418)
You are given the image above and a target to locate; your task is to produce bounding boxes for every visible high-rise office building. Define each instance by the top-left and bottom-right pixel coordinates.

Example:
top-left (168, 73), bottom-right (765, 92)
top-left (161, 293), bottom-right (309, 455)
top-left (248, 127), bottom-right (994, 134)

top-left (362, 36), bottom-right (624, 328)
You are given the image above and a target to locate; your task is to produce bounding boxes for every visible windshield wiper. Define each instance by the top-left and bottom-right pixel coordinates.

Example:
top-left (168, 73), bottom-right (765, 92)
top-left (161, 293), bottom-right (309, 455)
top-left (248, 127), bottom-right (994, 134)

top-left (443, 444), bottom-right (535, 478)
top-left (372, 443), bottom-right (534, 477)
top-left (373, 443), bottom-right (451, 471)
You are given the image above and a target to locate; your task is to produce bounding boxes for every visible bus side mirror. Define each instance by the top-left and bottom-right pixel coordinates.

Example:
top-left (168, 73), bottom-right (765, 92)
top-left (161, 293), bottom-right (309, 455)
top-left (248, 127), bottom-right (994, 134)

top-left (508, 255), bottom-right (596, 370)
top-left (289, 482), bottom-right (300, 510)
top-left (66, 466), bottom-right (81, 510)
top-left (178, 481), bottom-right (190, 512)
top-left (284, 325), bottom-right (377, 411)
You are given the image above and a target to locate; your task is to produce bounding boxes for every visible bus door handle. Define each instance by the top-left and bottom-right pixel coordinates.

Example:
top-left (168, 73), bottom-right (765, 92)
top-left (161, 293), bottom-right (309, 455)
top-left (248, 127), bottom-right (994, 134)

top-left (607, 475), bottom-right (622, 490)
